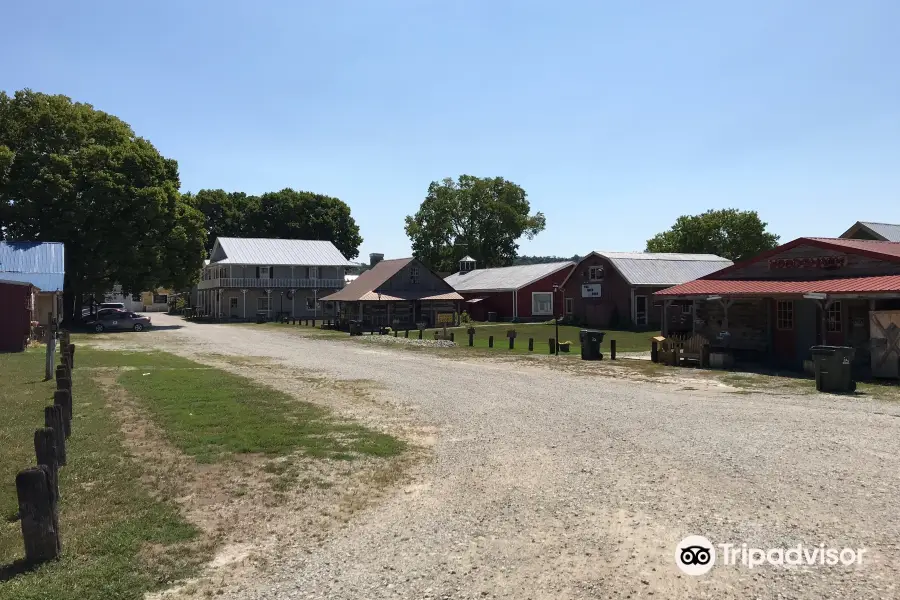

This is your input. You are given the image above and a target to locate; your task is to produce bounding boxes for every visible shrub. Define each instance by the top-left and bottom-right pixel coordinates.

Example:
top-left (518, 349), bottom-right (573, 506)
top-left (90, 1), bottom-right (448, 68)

top-left (460, 311), bottom-right (470, 324)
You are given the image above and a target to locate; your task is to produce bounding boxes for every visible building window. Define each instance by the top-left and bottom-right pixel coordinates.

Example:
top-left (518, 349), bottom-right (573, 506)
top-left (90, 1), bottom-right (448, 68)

top-left (257, 296), bottom-right (270, 312)
top-left (410, 267), bottom-right (419, 284)
top-left (776, 300), bottom-right (794, 330)
top-left (681, 302), bottom-right (693, 314)
top-left (153, 294), bottom-right (168, 304)
top-left (565, 297), bottom-right (573, 315)
top-left (259, 266), bottom-right (270, 279)
top-left (229, 297), bottom-right (238, 309)
top-left (131, 293), bottom-right (141, 302)
top-left (532, 292), bottom-right (553, 316)
top-left (306, 297), bottom-right (315, 310)
top-left (588, 266), bottom-right (605, 281)
top-left (308, 266), bottom-right (318, 279)
top-left (324, 301), bottom-right (334, 312)
top-left (827, 301), bottom-right (842, 332)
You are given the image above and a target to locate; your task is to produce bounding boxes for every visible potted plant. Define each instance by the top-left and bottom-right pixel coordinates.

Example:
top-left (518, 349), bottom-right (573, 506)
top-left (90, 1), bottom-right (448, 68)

top-left (558, 340), bottom-right (572, 352)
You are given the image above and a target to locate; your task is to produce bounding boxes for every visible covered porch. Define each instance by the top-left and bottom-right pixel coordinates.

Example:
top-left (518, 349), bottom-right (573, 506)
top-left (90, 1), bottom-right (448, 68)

top-left (334, 294), bottom-right (461, 331)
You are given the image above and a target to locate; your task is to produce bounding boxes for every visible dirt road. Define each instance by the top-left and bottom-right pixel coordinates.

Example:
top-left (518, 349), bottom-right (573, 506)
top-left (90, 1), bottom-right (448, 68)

top-left (120, 315), bottom-right (900, 599)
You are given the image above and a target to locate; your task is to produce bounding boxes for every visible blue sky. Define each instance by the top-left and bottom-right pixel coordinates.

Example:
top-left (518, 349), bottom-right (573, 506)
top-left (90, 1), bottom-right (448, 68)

top-left (3, 0), bottom-right (899, 260)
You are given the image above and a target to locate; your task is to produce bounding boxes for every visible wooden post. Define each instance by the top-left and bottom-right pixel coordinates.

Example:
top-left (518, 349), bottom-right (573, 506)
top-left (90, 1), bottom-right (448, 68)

top-left (468, 332), bottom-right (474, 346)
top-left (418, 329), bottom-right (423, 340)
top-left (312, 319), bottom-right (316, 327)
top-left (44, 406), bottom-right (66, 466)
top-left (610, 340), bottom-right (617, 360)
top-left (701, 344), bottom-right (710, 368)
top-left (405, 330), bottom-right (409, 338)
top-left (488, 335), bottom-right (494, 348)
top-left (66, 344), bottom-right (75, 368)
top-left (508, 336), bottom-right (514, 350)
top-left (549, 338), bottom-right (555, 354)
top-left (433, 330), bottom-right (439, 340)
top-left (450, 332), bottom-right (454, 342)
top-left (34, 428), bottom-right (60, 501)
top-left (53, 389), bottom-right (72, 438)
top-left (528, 338), bottom-right (534, 351)
top-left (44, 329), bottom-right (56, 381)
top-left (16, 466), bottom-right (61, 562)
top-left (651, 340), bottom-right (659, 363)
top-left (394, 330), bottom-right (398, 337)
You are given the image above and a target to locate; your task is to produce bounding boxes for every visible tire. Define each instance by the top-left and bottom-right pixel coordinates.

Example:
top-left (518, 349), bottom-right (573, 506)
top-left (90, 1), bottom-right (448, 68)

top-left (94, 323), bottom-right (105, 333)
top-left (133, 323), bottom-right (144, 332)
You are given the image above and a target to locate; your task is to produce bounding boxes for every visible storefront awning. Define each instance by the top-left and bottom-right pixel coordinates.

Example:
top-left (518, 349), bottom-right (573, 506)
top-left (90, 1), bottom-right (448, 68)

top-left (655, 275), bottom-right (900, 298)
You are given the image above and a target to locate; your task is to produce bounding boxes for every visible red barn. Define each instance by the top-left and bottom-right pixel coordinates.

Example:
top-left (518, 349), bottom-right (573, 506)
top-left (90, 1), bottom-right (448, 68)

top-left (444, 257), bottom-right (574, 322)
top-left (0, 280), bottom-right (38, 352)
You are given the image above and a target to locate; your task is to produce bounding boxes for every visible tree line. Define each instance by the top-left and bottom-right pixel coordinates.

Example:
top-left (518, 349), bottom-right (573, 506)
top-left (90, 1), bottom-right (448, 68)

top-left (1, 89), bottom-right (780, 323)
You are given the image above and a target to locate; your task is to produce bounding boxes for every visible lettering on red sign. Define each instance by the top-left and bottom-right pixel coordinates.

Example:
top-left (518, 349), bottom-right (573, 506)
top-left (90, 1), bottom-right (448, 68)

top-left (768, 256), bottom-right (846, 270)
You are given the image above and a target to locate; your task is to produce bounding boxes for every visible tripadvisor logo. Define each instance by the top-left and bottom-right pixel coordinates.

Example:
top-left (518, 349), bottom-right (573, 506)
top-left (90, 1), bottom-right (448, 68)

top-left (675, 536), bottom-right (867, 575)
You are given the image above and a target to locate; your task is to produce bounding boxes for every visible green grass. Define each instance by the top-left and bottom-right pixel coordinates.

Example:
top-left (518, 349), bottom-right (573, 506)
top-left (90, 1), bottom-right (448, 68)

top-left (433, 322), bottom-right (658, 355)
top-left (78, 348), bottom-right (405, 463)
top-left (0, 349), bottom-right (205, 600)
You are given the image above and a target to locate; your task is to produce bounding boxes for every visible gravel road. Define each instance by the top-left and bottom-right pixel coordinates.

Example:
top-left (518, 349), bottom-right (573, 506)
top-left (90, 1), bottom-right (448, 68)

top-left (129, 315), bottom-right (900, 599)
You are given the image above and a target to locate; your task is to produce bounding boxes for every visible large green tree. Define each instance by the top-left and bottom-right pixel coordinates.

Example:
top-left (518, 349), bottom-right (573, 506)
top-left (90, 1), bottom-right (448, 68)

top-left (0, 90), bottom-right (207, 321)
top-left (404, 175), bottom-right (546, 272)
top-left (189, 187), bottom-right (362, 259)
top-left (646, 208), bottom-right (780, 262)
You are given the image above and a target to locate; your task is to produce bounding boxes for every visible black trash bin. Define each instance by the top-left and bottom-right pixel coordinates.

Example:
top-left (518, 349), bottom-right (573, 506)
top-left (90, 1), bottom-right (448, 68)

top-left (579, 329), bottom-right (605, 360)
top-left (348, 320), bottom-right (362, 336)
top-left (810, 346), bottom-right (856, 393)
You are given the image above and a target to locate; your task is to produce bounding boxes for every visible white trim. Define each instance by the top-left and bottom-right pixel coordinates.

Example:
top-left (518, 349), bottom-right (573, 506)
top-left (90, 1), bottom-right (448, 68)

top-left (531, 291), bottom-right (554, 316)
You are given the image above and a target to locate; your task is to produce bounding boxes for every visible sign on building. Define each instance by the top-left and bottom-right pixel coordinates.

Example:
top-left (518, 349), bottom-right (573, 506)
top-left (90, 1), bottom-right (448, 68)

top-left (581, 284), bottom-right (601, 298)
top-left (437, 313), bottom-right (455, 325)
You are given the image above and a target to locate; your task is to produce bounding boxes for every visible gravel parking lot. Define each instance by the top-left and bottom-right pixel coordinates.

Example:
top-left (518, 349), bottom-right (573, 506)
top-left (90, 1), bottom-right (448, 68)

top-left (129, 315), bottom-right (900, 599)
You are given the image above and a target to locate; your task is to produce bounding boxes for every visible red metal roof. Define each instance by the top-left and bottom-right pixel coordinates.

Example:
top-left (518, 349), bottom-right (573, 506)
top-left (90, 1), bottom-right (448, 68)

top-left (655, 275), bottom-right (900, 297)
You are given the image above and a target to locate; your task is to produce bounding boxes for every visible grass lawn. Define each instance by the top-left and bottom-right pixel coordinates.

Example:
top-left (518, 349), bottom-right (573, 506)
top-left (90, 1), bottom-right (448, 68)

top-left (76, 348), bottom-right (405, 463)
top-left (432, 322), bottom-right (657, 355)
top-left (0, 349), bottom-right (204, 600)
top-left (1, 347), bottom-right (405, 600)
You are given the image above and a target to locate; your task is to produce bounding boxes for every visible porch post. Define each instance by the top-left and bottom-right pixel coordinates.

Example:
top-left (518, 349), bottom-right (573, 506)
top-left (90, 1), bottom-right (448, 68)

top-left (241, 289), bottom-right (247, 320)
top-left (662, 299), bottom-right (671, 337)
top-left (266, 289), bottom-right (272, 319)
top-left (290, 289), bottom-right (296, 317)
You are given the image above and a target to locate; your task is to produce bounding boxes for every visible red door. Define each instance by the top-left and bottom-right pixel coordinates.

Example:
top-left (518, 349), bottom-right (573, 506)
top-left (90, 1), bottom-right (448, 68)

top-left (772, 299), bottom-right (796, 367)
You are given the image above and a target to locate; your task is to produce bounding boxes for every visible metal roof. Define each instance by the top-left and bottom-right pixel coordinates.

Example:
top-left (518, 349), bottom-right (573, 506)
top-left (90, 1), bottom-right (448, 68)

top-left (322, 257), bottom-right (463, 302)
top-left (594, 252), bottom-right (732, 286)
top-left (444, 262), bottom-right (573, 292)
top-left (0, 242), bottom-right (65, 292)
top-left (210, 237), bottom-right (354, 266)
top-left (841, 221), bottom-right (900, 242)
top-left (805, 237), bottom-right (900, 258)
top-left (655, 275), bottom-right (900, 297)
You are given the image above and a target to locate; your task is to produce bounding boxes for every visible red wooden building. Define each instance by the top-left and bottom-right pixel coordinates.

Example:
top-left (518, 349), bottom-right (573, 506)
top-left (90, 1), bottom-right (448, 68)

top-left (0, 280), bottom-right (38, 352)
top-left (559, 252), bottom-right (732, 329)
top-left (655, 237), bottom-right (900, 377)
top-left (444, 258), bottom-right (574, 322)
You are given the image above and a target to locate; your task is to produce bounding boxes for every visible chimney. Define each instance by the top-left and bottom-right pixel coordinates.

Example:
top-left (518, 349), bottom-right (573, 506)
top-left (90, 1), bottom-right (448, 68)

top-left (369, 253), bottom-right (384, 267)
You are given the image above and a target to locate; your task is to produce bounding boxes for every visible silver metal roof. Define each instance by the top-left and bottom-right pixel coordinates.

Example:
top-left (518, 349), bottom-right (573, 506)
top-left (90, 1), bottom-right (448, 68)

top-left (445, 261), bottom-right (573, 292)
top-left (210, 237), bottom-right (354, 266)
top-left (859, 222), bottom-right (900, 242)
top-left (0, 242), bottom-right (65, 292)
top-left (596, 252), bottom-right (732, 286)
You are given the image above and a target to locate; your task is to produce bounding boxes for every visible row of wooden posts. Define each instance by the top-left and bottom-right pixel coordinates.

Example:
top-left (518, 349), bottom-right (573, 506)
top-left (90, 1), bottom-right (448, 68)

top-left (278, 318), bottom-right (623, 359)
top-left (15, 330), bottom-right (76, 565)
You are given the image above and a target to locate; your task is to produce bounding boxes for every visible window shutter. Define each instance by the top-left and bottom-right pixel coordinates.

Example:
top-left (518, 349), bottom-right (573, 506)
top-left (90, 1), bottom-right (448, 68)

top-left (271, 266), bottom-right (275, 279)
top-left (256, 266), bottom-right (260, 278)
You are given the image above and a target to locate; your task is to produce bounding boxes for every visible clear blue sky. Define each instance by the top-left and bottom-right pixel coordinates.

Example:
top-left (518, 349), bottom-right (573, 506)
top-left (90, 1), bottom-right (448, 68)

top-left (3, 1), bottom-right (899, 260)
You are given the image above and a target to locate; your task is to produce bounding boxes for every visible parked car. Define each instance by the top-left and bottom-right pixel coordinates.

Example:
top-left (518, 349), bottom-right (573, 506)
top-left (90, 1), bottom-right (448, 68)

top-left (85, 309), bottom-right (152, 332)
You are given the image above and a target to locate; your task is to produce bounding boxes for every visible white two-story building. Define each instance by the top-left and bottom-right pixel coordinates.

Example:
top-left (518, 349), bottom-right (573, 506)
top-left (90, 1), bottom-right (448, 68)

top-left (196, 237), bottom-right (354, 320)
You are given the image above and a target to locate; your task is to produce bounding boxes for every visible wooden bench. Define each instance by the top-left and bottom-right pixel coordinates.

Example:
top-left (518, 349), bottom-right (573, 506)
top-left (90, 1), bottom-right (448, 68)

top-left (662, 334), bottom-right (708, 366)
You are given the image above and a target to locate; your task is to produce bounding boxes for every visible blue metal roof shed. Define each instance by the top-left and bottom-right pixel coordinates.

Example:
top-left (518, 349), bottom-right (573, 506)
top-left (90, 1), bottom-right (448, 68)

top-left (0, 242), bottom-right (66, 292)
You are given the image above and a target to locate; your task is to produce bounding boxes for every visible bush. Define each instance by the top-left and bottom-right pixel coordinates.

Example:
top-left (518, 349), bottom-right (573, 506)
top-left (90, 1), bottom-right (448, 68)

top-left (460, 311), bottom-right (470, 324)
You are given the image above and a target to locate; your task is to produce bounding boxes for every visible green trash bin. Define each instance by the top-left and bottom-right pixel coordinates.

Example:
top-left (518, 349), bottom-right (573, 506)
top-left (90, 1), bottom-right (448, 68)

top-left (810, 346), bottom-right (856, 393)
top-left (579, 329), bottom-right (605, 360)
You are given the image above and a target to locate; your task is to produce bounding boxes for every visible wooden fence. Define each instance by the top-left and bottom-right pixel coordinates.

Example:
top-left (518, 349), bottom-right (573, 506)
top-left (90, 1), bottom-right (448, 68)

top-left (14, 330), bottom-right (75, 564)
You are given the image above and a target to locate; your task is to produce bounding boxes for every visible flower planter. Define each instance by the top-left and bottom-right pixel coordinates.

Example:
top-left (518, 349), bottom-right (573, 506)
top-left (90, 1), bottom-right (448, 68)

top-left (558, 342), bottom-right (571, 353)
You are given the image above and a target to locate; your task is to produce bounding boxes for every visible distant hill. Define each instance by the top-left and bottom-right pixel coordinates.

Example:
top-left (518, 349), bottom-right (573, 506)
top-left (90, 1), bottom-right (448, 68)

top-left (513, 255), bottom-right (581, 266)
